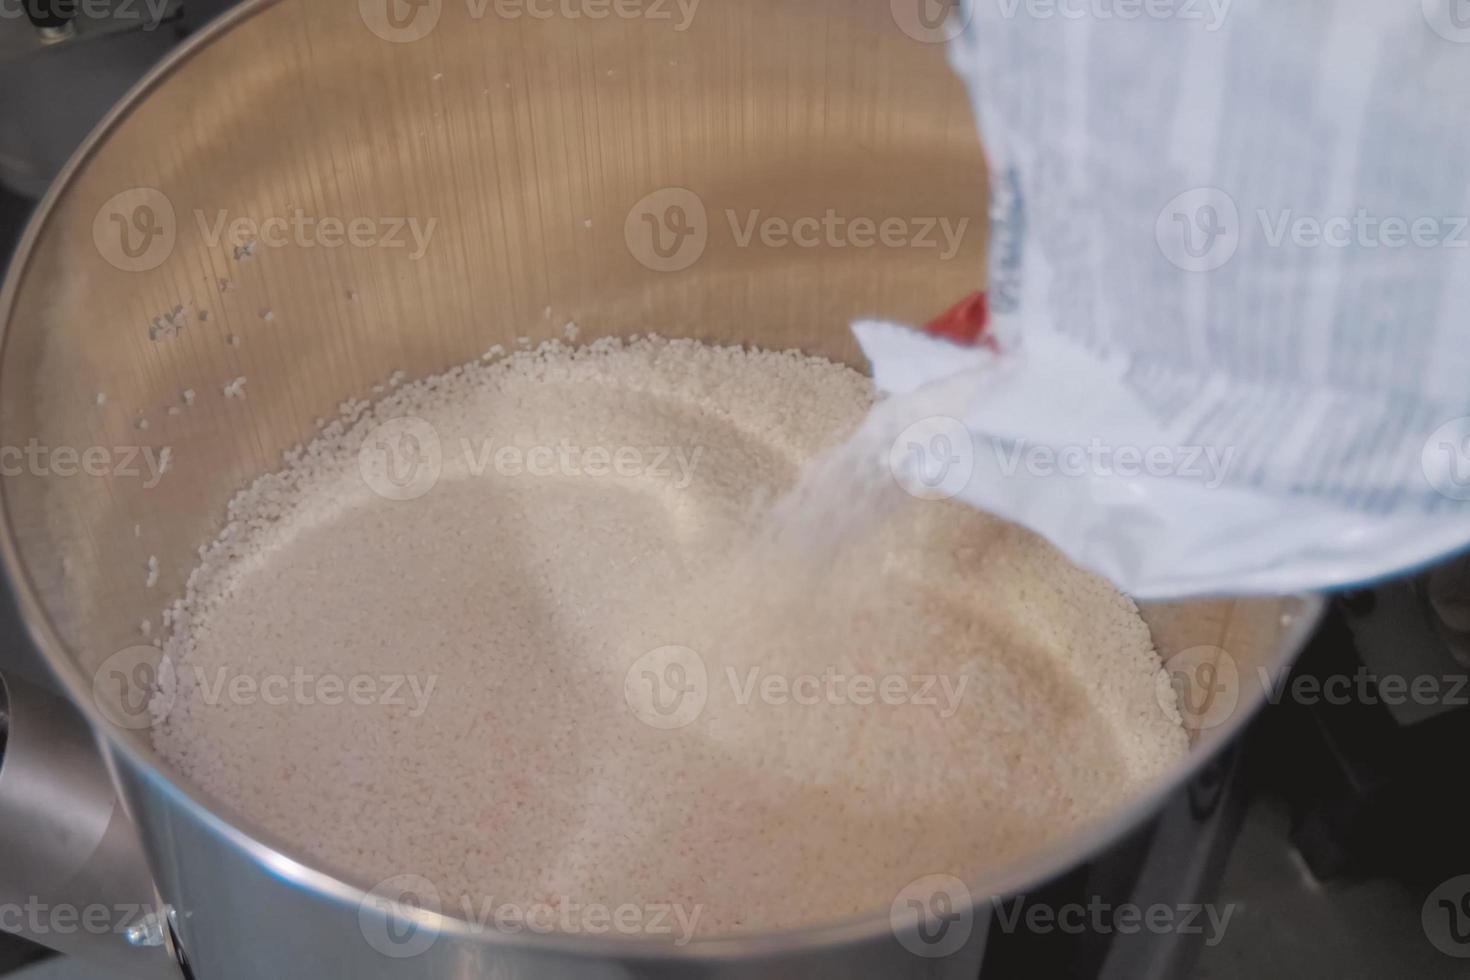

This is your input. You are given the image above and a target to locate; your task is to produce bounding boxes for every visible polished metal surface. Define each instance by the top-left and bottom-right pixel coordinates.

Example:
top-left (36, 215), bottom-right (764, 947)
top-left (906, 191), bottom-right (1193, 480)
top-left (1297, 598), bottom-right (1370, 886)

top-left (0, 0), bottom-right (1322, 975)
top-left (0, 673), bottom-right (178, 977)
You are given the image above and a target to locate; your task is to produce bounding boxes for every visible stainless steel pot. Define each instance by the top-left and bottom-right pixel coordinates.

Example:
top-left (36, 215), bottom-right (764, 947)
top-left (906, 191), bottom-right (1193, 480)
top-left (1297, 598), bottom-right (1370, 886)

top-left (0, 0), bottom-right (1323, 976)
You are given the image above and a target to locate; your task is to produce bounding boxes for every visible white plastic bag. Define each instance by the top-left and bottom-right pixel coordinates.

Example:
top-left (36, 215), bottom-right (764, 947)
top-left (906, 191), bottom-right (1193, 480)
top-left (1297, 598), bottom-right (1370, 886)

top-left (861, 0), bottom-right (1470, 598)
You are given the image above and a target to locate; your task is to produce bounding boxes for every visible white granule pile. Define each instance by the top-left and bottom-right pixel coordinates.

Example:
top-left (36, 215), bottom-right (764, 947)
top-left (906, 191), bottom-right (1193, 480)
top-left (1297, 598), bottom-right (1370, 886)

top-left (152, 336), bottom-right (1187, 938)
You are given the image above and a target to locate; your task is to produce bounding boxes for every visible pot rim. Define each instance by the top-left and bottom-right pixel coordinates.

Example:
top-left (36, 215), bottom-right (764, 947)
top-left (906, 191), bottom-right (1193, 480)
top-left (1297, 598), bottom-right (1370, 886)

top-left (0, 0), bottom-right (1327, 960)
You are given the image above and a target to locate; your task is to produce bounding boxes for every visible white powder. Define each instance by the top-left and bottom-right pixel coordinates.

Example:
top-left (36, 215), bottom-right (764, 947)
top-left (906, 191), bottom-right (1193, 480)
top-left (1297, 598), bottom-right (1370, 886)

top-left (148, 306), bottom-right (187, 342)
top-left (153, 337), bottom-right (1186, 938)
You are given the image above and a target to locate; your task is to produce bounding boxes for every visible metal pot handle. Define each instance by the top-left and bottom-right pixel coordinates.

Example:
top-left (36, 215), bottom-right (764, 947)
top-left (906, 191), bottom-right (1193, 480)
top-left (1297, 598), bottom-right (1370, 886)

top-left (0, 669), bottom-right (180, 977)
